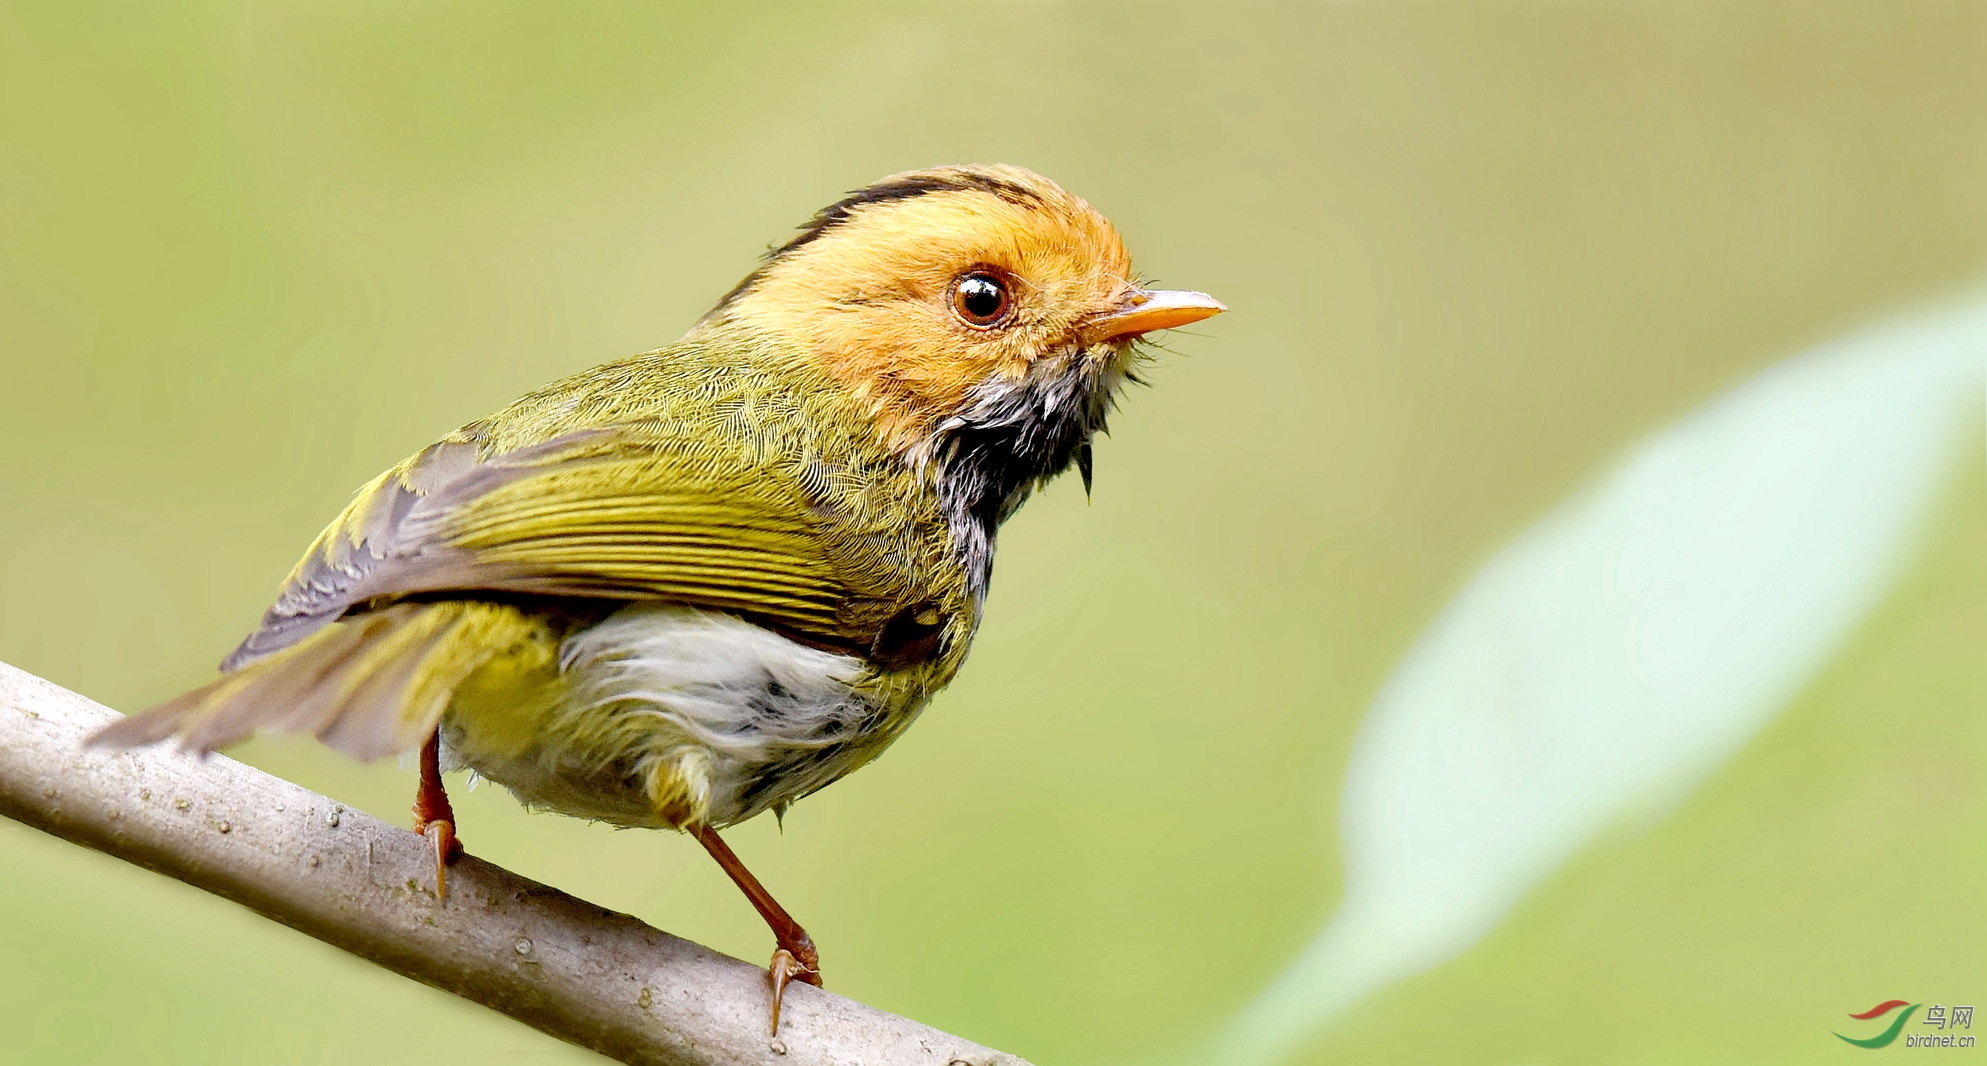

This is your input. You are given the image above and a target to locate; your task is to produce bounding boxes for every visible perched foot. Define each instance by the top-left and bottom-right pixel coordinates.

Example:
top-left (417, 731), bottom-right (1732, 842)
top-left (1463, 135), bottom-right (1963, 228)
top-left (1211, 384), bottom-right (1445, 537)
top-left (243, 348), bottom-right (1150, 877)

top-left (412, 729), bottom-right (464, 900)
top-left (768, 944), bottom-right (821, 1035)
top-left (692, 823), bottom-right (822, 1034)
top-left (415, 817), bottom-right (462, 899)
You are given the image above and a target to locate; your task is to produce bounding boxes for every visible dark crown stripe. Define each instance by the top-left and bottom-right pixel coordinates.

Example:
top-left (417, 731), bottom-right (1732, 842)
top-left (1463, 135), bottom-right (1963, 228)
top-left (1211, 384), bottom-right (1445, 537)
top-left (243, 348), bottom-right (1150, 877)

top-left (710, 169), bottom-right (1046, 313)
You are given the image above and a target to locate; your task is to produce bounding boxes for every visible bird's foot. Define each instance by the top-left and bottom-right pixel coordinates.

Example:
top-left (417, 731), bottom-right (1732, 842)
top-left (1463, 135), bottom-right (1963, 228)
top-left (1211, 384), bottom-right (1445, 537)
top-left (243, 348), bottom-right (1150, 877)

top-left (412, 728), bottom-right (463, 900)
top-left (690, 823), bottom-right (820, 1034)
top-left (767, 936), bottom-right (821, 1035)
top-left (414, 818), bottom-right (463, 900)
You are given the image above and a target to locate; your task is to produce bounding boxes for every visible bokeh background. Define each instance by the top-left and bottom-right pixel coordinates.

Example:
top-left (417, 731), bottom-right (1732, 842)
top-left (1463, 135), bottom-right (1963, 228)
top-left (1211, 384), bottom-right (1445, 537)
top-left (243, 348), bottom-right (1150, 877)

top-left (3, 2), bottom-right (1985, 1063)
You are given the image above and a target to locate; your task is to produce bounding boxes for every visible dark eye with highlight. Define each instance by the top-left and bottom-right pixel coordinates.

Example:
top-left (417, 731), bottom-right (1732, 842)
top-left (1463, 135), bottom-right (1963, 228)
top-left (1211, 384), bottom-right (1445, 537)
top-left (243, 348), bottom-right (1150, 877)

top-left (950, 272), bottom-right (1011, 327)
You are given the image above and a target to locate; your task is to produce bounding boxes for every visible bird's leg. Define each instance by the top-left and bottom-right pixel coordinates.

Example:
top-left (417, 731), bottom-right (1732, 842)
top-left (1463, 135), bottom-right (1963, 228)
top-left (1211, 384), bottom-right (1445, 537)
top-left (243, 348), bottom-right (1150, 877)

top-left (691, 824), bottom-right (821, 1034)
top-left (412, 728), bottom-right (464, 899)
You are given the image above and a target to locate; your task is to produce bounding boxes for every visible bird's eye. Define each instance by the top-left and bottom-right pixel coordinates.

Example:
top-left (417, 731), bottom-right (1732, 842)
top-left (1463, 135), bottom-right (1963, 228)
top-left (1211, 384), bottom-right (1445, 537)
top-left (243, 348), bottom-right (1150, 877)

top-left (950, 272), bottom-right (1011, 327)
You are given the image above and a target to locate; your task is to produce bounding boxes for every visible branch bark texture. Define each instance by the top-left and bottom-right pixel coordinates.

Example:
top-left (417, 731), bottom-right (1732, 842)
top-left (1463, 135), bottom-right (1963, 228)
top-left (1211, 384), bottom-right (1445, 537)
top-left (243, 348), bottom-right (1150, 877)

top-left (0, 661), bottom-right (1028, 1066)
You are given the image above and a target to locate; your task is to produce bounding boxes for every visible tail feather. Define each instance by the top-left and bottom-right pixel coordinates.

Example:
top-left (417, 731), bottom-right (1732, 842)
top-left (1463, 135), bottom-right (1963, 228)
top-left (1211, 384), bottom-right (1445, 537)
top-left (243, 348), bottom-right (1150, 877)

top-left (175, 612), bottom-right (381, 752)
top-left (314, 607), bottom-right (471, 759)
top-left (90, 601), bottom-right (556, 762)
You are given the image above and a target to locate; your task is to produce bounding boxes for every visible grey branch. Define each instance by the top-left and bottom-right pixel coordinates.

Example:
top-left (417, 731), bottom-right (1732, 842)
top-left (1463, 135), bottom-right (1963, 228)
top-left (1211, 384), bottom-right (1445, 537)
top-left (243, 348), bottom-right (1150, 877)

top-left (0, 662), bottom-right (1028, 1066)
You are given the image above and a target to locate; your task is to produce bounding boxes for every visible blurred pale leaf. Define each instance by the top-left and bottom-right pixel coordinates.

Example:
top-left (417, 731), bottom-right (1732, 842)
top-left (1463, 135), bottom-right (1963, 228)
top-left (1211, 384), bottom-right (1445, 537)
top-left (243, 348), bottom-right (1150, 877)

top-left (1226, 295), bottom-right (1986, 1064)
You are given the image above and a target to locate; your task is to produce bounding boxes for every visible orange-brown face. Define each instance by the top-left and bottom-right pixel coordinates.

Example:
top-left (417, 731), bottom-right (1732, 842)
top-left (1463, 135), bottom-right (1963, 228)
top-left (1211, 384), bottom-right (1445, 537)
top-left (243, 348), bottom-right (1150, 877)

top-left (704, 165), bottom-right (1221, 451)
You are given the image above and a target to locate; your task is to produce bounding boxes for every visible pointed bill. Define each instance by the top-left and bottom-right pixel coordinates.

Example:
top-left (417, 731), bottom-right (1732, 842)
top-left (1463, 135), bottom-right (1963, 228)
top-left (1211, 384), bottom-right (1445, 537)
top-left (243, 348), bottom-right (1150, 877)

top-left (1081, 288), bottom-right (1225, 344)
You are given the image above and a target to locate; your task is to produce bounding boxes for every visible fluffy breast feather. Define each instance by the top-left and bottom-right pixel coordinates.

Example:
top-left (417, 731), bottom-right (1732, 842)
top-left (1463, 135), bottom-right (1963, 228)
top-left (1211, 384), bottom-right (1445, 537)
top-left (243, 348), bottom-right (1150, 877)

top-left (443, 604), bottom-right (918, 828)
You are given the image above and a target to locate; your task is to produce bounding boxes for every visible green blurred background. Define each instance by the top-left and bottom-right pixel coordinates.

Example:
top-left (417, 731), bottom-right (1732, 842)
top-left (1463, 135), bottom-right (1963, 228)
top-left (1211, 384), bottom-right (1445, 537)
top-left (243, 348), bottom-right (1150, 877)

top-left (3, 1), bottom-right (1984, 1062)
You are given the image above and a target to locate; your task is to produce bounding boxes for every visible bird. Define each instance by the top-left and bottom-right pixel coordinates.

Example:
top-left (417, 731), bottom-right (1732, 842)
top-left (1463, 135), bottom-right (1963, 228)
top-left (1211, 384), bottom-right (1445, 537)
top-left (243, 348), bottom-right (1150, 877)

top-left (90, 163), bottom-right (1224, 1032)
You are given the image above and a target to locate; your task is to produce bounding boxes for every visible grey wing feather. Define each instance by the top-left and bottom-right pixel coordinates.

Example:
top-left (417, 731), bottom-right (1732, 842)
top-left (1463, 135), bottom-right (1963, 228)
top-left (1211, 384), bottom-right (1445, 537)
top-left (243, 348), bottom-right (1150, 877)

top-left (218, 432), bottom-right (608, 672)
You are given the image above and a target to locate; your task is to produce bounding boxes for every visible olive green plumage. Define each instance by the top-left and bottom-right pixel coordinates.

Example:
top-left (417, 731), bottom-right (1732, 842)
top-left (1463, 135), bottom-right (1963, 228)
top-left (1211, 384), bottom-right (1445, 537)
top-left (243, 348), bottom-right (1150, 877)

top-left (94, 163), bottom-right (1223, 838)
top-left (291, 334), bottom-right (969, 664)
top-left (99, 332), bottom-right (974, 824)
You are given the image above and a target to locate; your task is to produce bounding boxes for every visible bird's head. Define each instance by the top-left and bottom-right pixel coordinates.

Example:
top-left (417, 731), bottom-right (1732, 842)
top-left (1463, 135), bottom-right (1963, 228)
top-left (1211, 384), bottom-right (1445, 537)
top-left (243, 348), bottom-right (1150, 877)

top-left (697, 165), bottom-right (1223, 513)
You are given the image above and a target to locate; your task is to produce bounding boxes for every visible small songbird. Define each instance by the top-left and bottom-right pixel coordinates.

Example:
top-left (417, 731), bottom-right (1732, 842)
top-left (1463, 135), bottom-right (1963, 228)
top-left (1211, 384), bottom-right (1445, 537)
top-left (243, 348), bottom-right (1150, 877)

top-left (92, 164), bottom-right (1223, 1030)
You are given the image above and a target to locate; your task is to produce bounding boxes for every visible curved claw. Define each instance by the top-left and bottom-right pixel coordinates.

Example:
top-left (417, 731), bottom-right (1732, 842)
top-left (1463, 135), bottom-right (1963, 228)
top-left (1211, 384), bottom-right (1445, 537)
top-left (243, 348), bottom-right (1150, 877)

top-left (416, 818), bottom-right (462, 900)
top-left (767, 947), bottom-right (820, 1035)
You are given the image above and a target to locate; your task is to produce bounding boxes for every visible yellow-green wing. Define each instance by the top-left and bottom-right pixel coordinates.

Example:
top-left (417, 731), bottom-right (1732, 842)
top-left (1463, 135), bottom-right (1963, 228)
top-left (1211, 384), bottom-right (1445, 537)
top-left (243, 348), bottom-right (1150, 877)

top-left (222, 427), bottom-right (883, 670)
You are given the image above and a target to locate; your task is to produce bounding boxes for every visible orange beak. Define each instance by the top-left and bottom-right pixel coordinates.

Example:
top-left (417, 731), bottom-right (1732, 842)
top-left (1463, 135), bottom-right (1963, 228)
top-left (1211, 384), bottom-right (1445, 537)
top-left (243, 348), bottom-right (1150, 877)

top-left (1080, 288), bottom-right (1227, 345)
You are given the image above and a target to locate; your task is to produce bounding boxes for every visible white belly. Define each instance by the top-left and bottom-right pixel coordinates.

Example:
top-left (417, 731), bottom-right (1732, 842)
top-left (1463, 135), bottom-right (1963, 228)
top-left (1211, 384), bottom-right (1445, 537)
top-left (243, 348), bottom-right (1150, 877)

top-left (442, 603), bottom-right (887, 828)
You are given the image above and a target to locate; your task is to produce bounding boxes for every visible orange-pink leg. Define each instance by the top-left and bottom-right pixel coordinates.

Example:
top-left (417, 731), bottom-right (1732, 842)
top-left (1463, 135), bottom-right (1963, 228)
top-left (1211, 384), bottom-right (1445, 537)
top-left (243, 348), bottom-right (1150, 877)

top-left (413, 729), bottom-right (464, 899)
top-left (692, 824), bottom-right (821, 1034)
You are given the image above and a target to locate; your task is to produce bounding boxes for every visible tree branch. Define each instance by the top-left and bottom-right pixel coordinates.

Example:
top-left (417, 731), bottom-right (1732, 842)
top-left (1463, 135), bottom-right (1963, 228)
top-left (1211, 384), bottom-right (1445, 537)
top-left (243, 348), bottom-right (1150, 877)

top-left (0, 662), bottom-right (1028, 1066)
